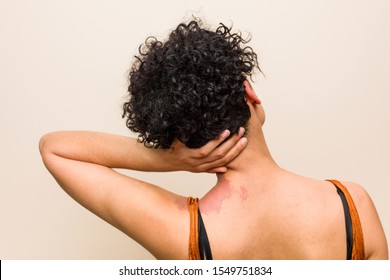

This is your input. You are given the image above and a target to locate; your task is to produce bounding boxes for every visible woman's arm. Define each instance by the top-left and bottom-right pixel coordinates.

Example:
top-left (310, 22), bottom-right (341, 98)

top-left (38, 130), bottom-right (247, 259)
top-left (39, 129), bottom-right (247, 173)
top-left (343, 182), bottom-right (389, 260)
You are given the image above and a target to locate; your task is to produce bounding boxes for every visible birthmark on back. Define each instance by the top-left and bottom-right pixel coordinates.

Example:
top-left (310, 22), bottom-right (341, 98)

top-left (200, 179), bottom-right (232, 214)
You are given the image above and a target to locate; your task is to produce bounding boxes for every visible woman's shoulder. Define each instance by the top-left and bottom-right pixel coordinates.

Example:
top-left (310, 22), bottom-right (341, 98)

top-left (338, 180), bottom-right (388, 259)
top-left (338, 181), bottom-right (369, 200)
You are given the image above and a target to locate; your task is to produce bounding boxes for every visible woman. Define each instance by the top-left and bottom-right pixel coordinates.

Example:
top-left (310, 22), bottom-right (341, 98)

top-left (39, 20), bottom-right (388, 259)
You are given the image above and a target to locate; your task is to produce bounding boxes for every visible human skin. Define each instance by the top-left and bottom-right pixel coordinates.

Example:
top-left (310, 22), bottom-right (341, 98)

top-left (39, 122), bottom-right (247, 259)
top-left (196, 84), bottom-right (388, 259)
top-left (39, 82), bottom-right (388, 259)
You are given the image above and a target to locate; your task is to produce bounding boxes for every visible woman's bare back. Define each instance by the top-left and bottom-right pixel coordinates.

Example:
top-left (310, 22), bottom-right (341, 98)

top-left (199, 173), bottom-right (385, 259)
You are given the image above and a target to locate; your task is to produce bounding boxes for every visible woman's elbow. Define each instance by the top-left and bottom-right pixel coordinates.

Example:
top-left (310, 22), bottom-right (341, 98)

top-left (39, 132), bottom-right (60, 161)
top-left (39, 133), bottom-right (52, 156)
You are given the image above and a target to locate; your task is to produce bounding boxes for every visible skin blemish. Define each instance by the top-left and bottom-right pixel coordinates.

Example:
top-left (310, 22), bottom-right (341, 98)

top-left (240, 186), bottom-right (249, 200)
top-left (174, 196), bottom-right (187, 211)
top-left (200, 179), bottom-right (232, 214)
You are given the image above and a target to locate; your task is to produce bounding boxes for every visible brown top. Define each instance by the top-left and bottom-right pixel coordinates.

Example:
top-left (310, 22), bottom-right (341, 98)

top-left (187, 180), bottom-right (365, 260)
top-left (188, 197), bottom-right (201, 260)
top-left (327, 179), bottom-right (365, 260)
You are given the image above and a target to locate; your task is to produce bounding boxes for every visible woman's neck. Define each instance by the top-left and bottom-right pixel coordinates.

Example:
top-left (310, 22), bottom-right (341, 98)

top-left (200, 131), bottom-right (284, 214)
top-left (220, 126), bottom-right (281, 178)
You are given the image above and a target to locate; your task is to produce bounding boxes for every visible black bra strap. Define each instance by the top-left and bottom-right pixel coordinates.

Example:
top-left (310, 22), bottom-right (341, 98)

top-left (197, 209), bottom-right (213, 260)
top-left (335, 186), bottom-right (353, 260)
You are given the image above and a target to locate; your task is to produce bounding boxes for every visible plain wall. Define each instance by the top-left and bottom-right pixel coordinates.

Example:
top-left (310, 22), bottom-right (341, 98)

top-left (0, 0), bottom-right (389, 259)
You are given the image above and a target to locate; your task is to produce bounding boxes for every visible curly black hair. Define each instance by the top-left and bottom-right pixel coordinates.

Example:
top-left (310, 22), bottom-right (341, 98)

top-left (123, 20), bottom-right (259, 148)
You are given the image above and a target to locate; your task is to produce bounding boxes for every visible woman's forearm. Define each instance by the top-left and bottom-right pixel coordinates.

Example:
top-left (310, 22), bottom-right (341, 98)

top-left (39, 131), bottom-right (173, 171)
top-left (39, 129), bottom-right (247, 174)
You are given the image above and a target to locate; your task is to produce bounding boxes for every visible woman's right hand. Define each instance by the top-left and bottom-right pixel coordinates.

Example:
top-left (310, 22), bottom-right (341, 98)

top-left (161, 127), bottom-right (247, 173)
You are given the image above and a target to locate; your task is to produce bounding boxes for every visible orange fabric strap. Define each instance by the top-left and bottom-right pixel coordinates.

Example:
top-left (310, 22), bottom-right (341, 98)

top-left (187, 197), bottom-right (201, 260)
top-left (327, 179), bottom-right (365, 260)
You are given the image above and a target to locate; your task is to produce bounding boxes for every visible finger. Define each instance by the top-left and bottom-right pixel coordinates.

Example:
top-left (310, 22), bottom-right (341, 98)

top-left (200, 136), bottom-right (248, 170)
top-left (207, 127), bottom-right (245, 160)
top-left (221, 137), bottom-right (248, 164)
top-left (206, 166), bottom-right (228, 173)
top-left (197, 129), bottom-right (231, 158)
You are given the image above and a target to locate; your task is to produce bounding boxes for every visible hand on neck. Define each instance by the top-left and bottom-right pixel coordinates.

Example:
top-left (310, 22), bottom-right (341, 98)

top-left (218, 118), bottom-right (280, 182)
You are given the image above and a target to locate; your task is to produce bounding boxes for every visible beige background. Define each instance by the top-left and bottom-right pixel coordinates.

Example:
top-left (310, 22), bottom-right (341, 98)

top-left (1, 0), bottom-right (389, 259)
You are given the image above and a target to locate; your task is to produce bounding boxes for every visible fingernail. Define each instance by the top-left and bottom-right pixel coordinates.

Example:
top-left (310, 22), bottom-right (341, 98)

top-left (239, 127), bottom-right (245, 135)
top-left (240, 137), bottom-right (248, 146)
top-left (223, 129), bottom-right (230, 137)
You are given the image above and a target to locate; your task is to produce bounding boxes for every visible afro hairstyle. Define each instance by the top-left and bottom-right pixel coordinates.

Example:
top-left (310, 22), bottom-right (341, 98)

top-left (123, 20), bottom-right (259, 148)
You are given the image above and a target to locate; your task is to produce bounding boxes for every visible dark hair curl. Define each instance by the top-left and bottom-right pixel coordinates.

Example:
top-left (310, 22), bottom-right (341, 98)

top-left (123, 20), bottom-right (259, 148)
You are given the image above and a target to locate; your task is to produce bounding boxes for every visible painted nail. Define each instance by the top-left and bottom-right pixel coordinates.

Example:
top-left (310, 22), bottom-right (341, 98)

top-left (223, 129), bottom-right (230, 137)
